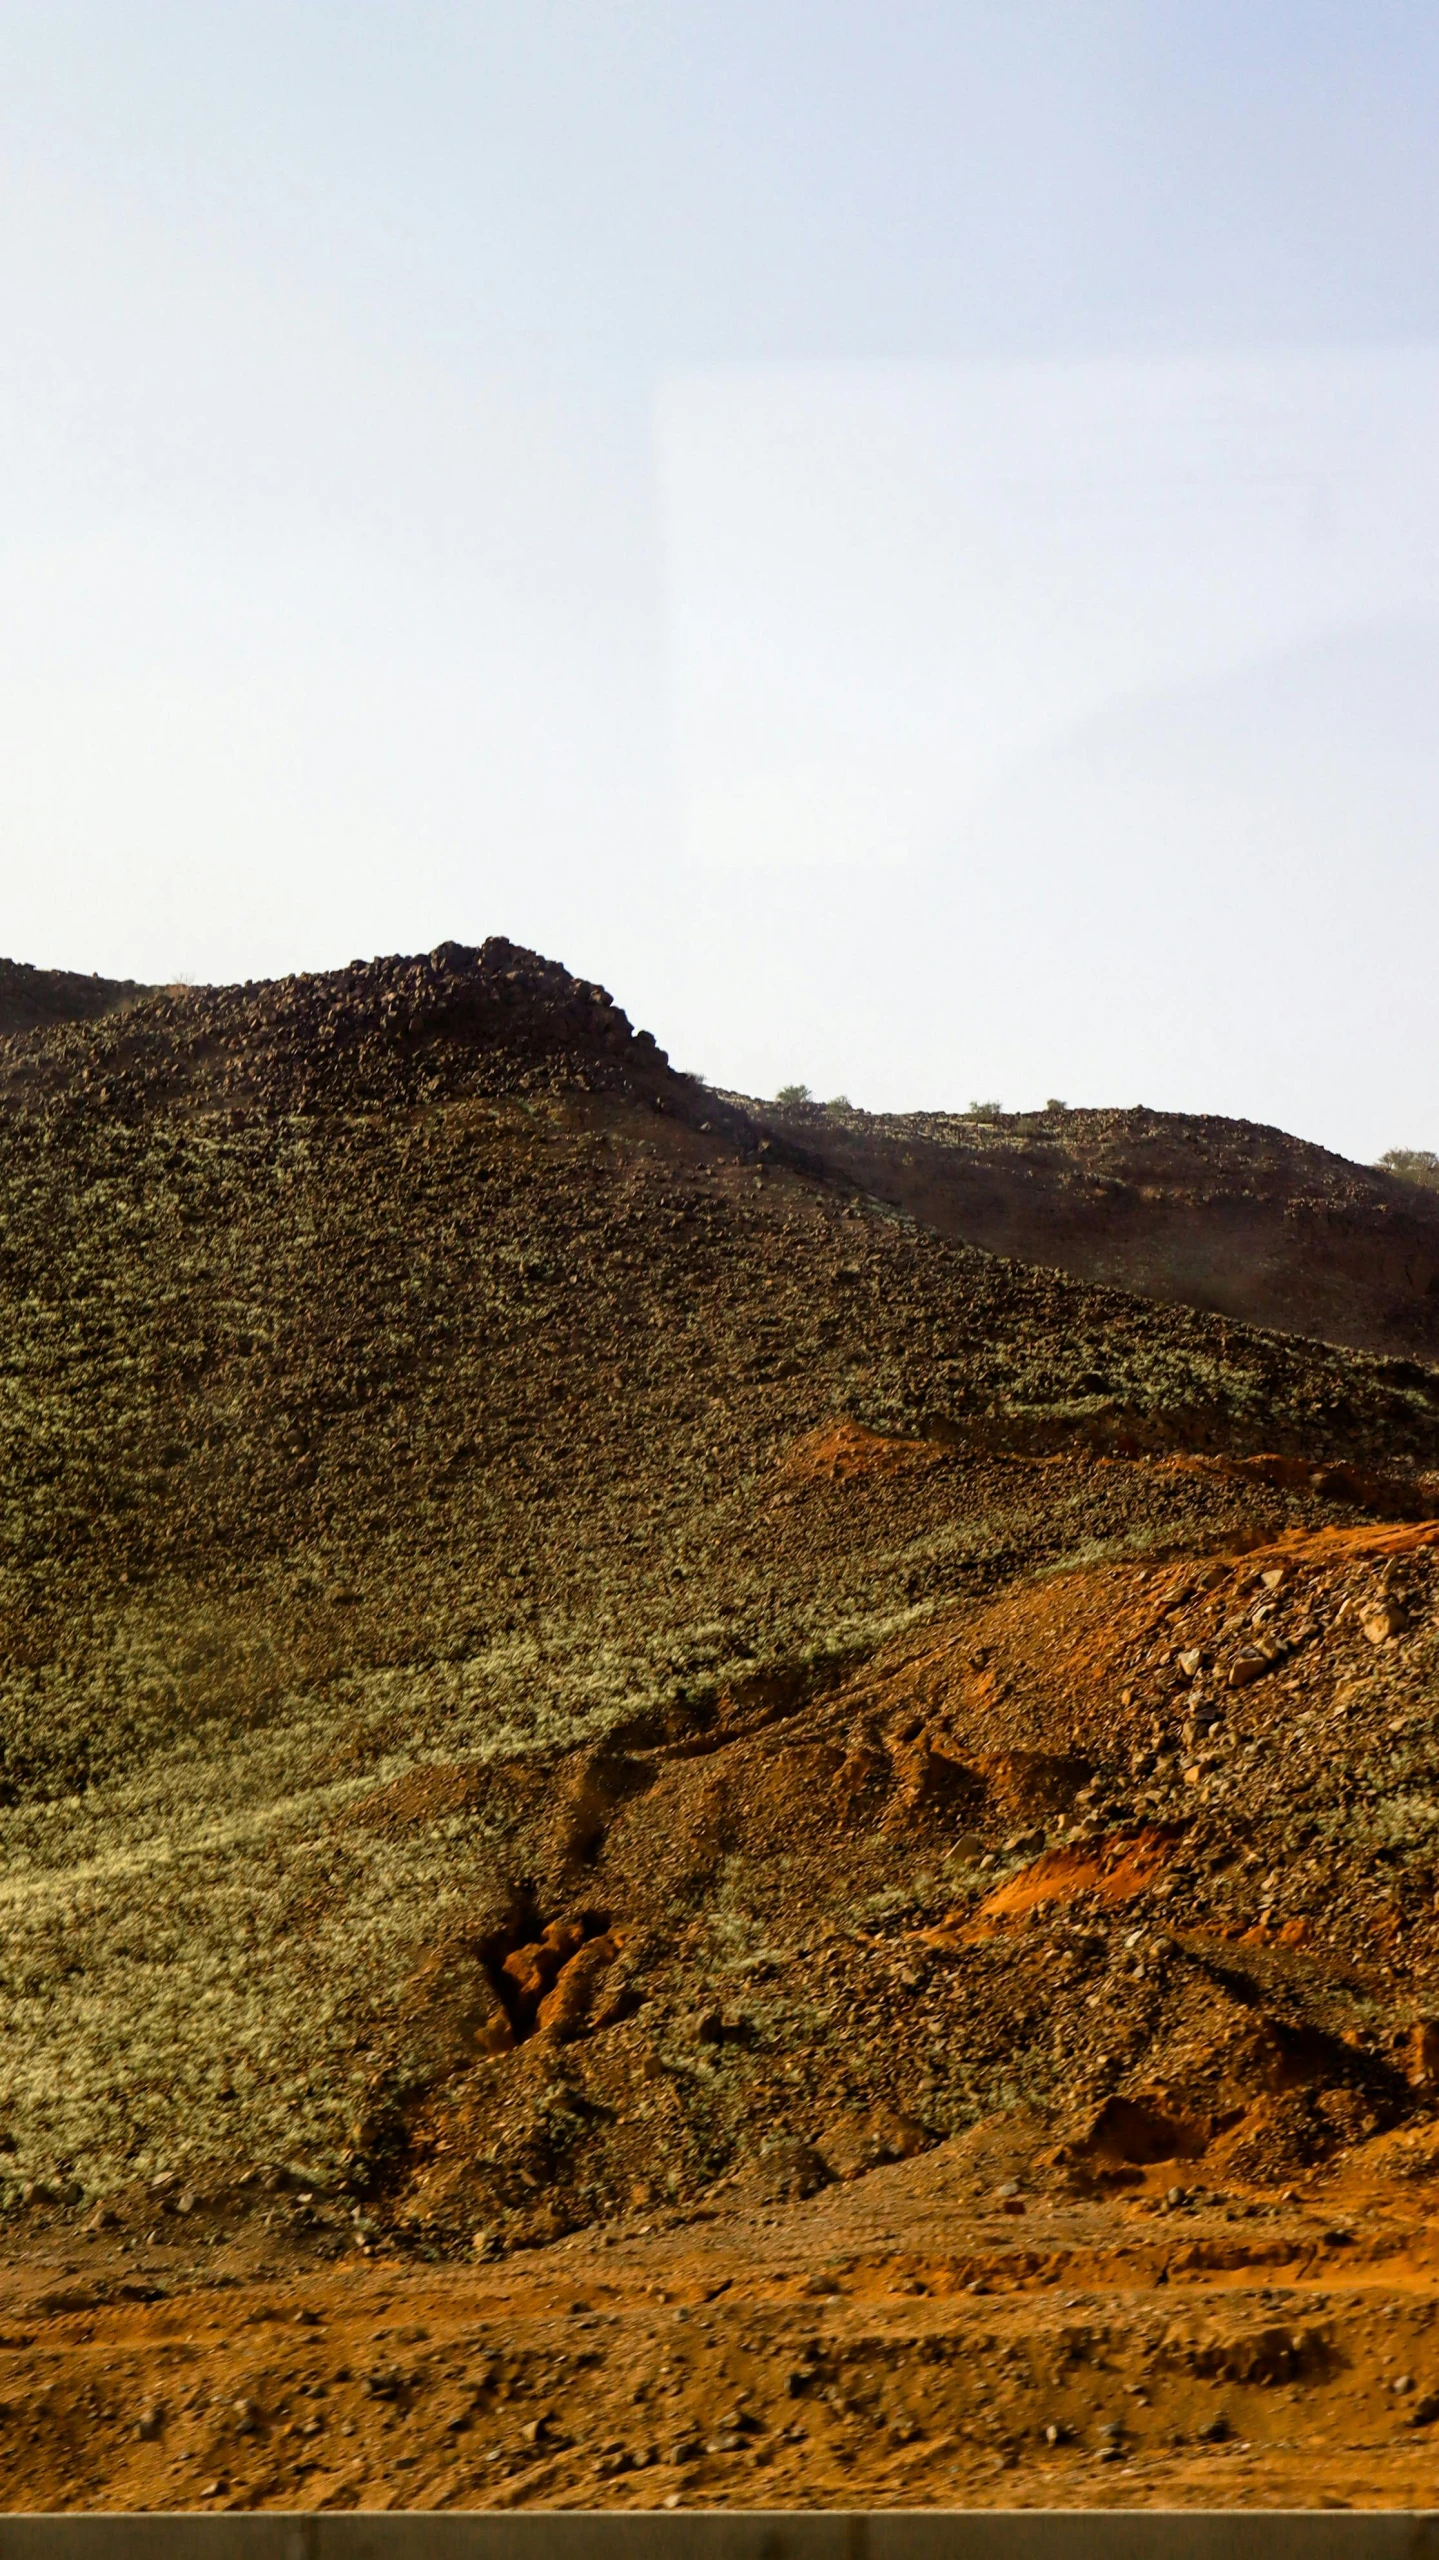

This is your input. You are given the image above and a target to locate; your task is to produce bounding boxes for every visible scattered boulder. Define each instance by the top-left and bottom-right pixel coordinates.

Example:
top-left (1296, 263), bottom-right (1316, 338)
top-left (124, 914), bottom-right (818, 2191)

top-left (741, 2140), bottom-right (833, 2204)
top-left (816, 2104), bottom-right (931, 2183)
top-left (536, 1934), bottom-right (621, 2041)
top-left (1228, 1648), bottom-right (1273, 1689)
top-left (1363, 1599), bottom-right (1408, 1644)
top-left (503, 1918), bottom-right (585, 2012)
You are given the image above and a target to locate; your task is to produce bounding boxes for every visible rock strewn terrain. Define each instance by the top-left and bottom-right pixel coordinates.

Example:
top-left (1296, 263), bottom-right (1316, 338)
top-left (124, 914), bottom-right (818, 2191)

top-left (10, 2167), bottom-right (1439, 2515)
top-left (7, 1504), bottom-right (1439, 2512)
top-left (0, 937), bottom-right (703, 1125)
top-left (0, 938), bottom-right (1438, 2512)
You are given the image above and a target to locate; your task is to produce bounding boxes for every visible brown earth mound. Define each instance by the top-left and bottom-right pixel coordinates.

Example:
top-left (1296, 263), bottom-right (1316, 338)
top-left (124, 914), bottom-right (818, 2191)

top-left (777, 1421), bottom-right (945, 1486)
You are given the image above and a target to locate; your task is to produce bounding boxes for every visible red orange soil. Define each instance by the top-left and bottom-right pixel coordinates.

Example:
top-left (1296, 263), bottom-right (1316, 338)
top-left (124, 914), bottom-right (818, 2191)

top-left (3, 1505), bottom-right (1438, 2512)
top-left (10, 2156), bottom-right (1439, 2513)
top-left (947, 1828), bottom-right (1179, 1937)
top-left (779, 1422), bottom-right (946, 1487)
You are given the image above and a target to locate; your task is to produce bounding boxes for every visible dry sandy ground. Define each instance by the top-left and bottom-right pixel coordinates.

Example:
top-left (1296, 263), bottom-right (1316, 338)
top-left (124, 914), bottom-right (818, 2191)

top-left (5, 2143), bottom-right (1439, 2515)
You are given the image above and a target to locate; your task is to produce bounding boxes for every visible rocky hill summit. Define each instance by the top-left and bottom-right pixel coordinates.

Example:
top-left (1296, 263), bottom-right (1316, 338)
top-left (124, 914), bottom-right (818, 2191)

top-left (0, 937), bottom-right (718, 1126)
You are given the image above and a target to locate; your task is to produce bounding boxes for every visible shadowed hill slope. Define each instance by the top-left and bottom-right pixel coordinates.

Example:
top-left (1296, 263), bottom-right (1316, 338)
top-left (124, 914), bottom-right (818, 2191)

top-left (0, 956), bottom-right (146, 1039)
top-left (749, 1096), bottom-right (1439, 1366)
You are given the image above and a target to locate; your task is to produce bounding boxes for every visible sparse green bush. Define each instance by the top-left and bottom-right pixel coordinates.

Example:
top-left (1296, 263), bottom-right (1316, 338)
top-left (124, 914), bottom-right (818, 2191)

top-left (967, 1098), bottom-right (1003, 1121)
top-left (775, 1082), bottom-right (812, 1104)
top-left (825, 1093), bottom-right (852, 1111)
top-left (1379, 1148), bottom-right (1439, 1192)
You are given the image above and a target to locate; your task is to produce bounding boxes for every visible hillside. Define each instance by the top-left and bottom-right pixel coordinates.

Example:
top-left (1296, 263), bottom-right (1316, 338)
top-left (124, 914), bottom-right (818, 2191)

top-left (0, 956), bottom-right (144, 1040)
top-left (752, 1095), bottom-right (1439, 1366)
top-left (2, 937), bottom-right (1439, 2514)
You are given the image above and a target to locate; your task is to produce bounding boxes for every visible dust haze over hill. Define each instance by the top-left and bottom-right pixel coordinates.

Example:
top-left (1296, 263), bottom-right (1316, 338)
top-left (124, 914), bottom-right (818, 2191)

top-left (4, 938), bottom-right (1439, 2513)
top-left (751, 1094), bottom-right (1439, 1367)
top-left (0, 958), bottom-right (145, 1041)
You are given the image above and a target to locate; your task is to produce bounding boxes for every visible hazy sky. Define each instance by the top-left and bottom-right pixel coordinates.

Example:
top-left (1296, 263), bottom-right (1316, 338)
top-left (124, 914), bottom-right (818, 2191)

top-left (2, 3), bottom-right (1438, 1156)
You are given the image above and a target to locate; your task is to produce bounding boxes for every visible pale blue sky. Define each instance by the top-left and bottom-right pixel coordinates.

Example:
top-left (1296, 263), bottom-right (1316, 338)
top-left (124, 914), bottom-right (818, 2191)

top-left (2, 4), bottom-right (1438, 1153)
